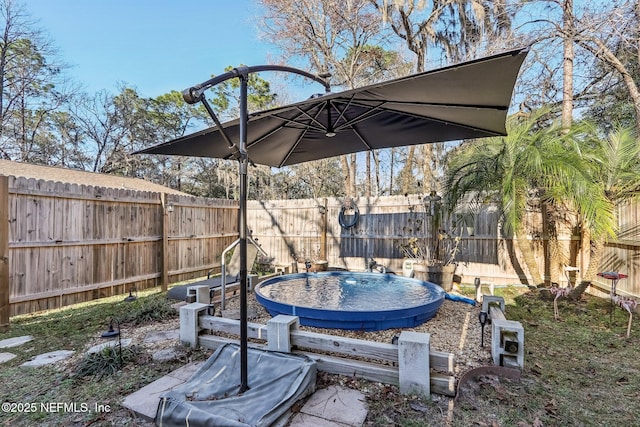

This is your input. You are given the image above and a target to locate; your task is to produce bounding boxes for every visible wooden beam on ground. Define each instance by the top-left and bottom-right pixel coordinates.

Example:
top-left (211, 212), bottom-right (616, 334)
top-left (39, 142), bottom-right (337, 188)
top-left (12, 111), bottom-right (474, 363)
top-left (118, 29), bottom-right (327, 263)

top-left (199, 315), bottom-right (454, 372)
top-left (197, 334), bottom-right (456, 396)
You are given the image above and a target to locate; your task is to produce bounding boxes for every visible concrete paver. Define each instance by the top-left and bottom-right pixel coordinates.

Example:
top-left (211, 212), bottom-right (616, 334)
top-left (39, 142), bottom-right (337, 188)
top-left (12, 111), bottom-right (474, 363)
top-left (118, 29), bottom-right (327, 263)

top-left (288, 412), bottom-right (353, 426)
top-left (86, 338), bottom-right (132, 354)
top-left (0, 352), bottom-right (16, 364)
top-left (293, 385), bottom-right (367, 427)
top-left (20, 350), bottom-right (74, 367)
top-left (0, 335), bottom-right (33, 349)
top-left (121, 361), bottom-right (204, 420)
top-left (143, 329), bottom-right (179, 343)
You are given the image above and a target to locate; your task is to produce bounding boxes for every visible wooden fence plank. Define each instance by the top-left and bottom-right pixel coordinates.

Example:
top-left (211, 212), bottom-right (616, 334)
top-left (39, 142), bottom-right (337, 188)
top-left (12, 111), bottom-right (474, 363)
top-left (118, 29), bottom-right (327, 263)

top-left (5, 177), bottom-right (239, 317)
top-left (0, 176), bottom-right (9, 330)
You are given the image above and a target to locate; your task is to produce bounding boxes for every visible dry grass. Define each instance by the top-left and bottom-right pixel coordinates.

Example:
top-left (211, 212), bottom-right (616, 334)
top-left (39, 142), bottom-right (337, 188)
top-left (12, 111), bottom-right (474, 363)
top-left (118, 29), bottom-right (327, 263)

top-left (361, 289), bottom-right (640, 427)
top-left (0, 285), bottom-right (638, 426)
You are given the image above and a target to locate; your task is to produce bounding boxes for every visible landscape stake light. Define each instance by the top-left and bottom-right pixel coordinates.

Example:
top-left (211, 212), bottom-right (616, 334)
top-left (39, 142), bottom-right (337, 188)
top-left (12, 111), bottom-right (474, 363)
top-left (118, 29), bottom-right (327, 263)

top-left (101, 318), bottom-right (123, 366)
top-left (478, 311), bottom-right (488, 347)
top-left (123, 287), bottom-right (137, 302)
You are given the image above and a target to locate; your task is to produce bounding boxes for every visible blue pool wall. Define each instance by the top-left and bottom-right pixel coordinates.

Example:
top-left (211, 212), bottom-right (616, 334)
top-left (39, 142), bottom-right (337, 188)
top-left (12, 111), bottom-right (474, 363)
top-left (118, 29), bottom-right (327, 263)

top-left (255, 271), bottom-right (445, 331)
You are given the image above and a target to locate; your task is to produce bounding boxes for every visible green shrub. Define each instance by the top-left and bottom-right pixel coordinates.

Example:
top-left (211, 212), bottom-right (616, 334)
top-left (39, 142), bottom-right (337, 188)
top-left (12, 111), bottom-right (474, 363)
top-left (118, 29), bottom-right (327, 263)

top-left (74, 345), bottom-right (147, 380)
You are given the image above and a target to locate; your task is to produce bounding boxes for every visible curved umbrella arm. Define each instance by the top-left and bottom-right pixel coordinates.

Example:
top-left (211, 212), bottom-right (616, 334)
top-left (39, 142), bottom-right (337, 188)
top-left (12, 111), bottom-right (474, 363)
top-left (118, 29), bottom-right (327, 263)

top-left (183, 65), bottom-right (331, 104)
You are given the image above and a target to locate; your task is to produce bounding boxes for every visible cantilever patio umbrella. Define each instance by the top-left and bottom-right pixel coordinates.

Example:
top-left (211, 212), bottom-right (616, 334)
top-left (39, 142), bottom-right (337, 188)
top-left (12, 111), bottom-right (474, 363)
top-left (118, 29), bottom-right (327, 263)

top-left (138, 47), bottom-right (528, 167)
top-left (135, 46), bottom-right (529, 392)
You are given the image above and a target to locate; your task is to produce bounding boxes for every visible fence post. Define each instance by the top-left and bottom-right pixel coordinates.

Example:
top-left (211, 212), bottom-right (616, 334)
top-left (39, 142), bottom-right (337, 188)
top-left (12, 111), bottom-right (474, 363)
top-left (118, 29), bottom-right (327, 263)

top-left (161, 193), bottom-right (169, 292)
top-left (0, 176), bottom-right (9, 331)
top-left (398, 331), bottom-right (430, 396)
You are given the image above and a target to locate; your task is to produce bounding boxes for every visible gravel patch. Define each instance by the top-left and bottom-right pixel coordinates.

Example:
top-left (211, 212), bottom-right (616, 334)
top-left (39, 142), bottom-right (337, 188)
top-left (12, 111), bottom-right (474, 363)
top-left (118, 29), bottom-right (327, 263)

top-left (223, 291), bottom-right (494, 380)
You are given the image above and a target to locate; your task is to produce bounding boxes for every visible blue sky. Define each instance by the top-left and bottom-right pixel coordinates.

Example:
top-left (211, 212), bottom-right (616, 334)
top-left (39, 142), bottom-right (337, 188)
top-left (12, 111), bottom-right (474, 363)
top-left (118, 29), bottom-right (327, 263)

top-left (27, 0), bottom-right (279, 98)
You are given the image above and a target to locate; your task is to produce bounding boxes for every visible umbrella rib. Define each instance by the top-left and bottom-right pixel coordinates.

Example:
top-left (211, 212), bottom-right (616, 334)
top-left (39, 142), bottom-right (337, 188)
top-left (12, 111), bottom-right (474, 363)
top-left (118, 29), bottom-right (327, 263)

top-left (244, 105), bottom-right (327, 154)
top-left (333, 97), bottom-right (508, 111)
top-left (278, 128), bottom-right (309, 168)
top-left (255, 105), bottom-right (328, 133)
top-left (290, 105), bottom-right (327, 131)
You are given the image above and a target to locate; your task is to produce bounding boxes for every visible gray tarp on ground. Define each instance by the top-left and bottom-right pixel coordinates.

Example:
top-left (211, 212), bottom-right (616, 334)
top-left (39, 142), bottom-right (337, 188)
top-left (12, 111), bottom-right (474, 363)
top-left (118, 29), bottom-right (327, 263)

top-left (155, 344), bottom-right (316, 427)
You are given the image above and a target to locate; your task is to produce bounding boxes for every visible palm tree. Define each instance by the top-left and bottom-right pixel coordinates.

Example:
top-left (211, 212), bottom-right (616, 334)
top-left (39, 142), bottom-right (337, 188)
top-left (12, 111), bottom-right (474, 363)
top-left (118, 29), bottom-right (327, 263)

top-left (563, 124), bottom-right (640, 297)
top-left (444, 109), bottom-right (588, 286)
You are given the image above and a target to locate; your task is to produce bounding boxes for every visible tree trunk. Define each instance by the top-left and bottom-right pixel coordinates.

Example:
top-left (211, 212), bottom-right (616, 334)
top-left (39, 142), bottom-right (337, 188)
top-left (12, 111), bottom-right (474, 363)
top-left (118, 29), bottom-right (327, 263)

top-left (340, 155), bottom-right (351, 196)
top-left (570, 237), bottom-right (604, 299)
top-left (389, 148), bottom-right (395, 194)
top-left (402, 146), bottom-right (416, 194)
top-left (422, 144), bottom-right (435, 192)
top-left (349, 153), bottom-right (357, 195)
top-left (365, 151), bottom-right (371, 197)
top-left (372, 150), bottom-right (381, 195)
top-left (515, 226), bottom-right (543, 286)
top-left (561, 0), bottom-right (574, 130)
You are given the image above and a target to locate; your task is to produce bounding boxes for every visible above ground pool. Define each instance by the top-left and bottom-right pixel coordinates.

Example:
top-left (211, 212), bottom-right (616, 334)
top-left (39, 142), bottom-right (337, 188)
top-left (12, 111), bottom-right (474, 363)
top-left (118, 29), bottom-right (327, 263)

top-left (254, 271), bottom-right (445, 331)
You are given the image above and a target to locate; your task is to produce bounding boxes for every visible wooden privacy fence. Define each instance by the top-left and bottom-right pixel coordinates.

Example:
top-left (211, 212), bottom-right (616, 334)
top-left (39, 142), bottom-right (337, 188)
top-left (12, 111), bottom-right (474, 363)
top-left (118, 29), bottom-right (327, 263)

top-left (248, 195), bottom-right (640, 298)
top-left (248, 195), bottom-right (522, 282)
top-left (0, 176), bottom-right (238, 320)
top-left (3, 182), bottom-right (639, 327)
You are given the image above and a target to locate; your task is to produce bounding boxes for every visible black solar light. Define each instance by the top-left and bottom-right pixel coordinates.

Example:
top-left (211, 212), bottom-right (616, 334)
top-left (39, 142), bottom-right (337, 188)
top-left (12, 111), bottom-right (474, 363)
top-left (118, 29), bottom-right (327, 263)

top-left (101, 319), bottom-right (120, 338)
top-left (478, 311), bottom-right (488, 347)
top-left (123, 287), bottom-right (137, 302)
top-left (101, 318), bottom-right (123, 366)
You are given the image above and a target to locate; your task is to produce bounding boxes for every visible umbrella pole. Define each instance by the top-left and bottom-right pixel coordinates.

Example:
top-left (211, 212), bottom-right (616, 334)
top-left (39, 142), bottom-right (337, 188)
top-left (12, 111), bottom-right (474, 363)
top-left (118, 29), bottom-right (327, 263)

top-left (238, 72), bottom-right (249, 393)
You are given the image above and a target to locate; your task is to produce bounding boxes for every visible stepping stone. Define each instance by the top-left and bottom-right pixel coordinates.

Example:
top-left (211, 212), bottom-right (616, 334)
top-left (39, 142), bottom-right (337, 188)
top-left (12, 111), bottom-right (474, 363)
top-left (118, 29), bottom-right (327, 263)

top-left (0, 335), bottom-right (33, 349)
top-left (122, 361), bottom-right (204, 420)
top-left (20, 350), bottom-right (74, 367)
top-left (143, 329), bottom-right (179, 344)
top-left (87, 339), bottom-right (132, 354)
top-left (152, 348), bottom-right (180, 362)
top-left (0, 352), bottom-right (16, 364)
top-left (292, 385), bottom-right (368, 426)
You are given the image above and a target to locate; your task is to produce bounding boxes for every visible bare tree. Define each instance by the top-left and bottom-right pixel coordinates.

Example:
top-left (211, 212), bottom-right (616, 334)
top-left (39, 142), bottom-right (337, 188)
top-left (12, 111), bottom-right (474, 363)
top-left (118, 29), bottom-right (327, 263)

top-left (258, 0), bottom-right (404, 197)
top-left (369, 0), bottom-right (516, 194)
top-left (0, 0), bottom-right (73, 161)
top-left (573, 2), bottom-right (640, 133)
top-left (70, 90), bottom-right (126, 173)
top-left (561, 0), bottom-right (574, 130)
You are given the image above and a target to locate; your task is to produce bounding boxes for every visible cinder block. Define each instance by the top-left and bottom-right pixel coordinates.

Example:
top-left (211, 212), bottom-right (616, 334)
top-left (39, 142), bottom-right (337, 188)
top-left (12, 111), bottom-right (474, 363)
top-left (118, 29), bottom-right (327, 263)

top-left (187, 285), bottom-right (210, 304)
top-left (482, 295), bottom-right (505, 314)
top-left (491, 318), bottom-right (524, 369)
top-left (475, 281), bottom-right (495, 302)
top-left (275, 265), bottom-right (289, 274)
top-left (267, 315), bottom-right (299, 352)
top-left (179, 302), bottom-right (209, 348)
top-left (398, 331), bottom-right (430, 396)
top-left (248, 274), bottom-right (258, 291)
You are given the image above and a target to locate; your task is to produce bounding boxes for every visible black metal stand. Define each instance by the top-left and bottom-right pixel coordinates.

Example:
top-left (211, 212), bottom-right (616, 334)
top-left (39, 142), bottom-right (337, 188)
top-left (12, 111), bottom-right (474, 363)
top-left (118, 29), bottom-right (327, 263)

top-left (181, 65), bottom-right (330, 394)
